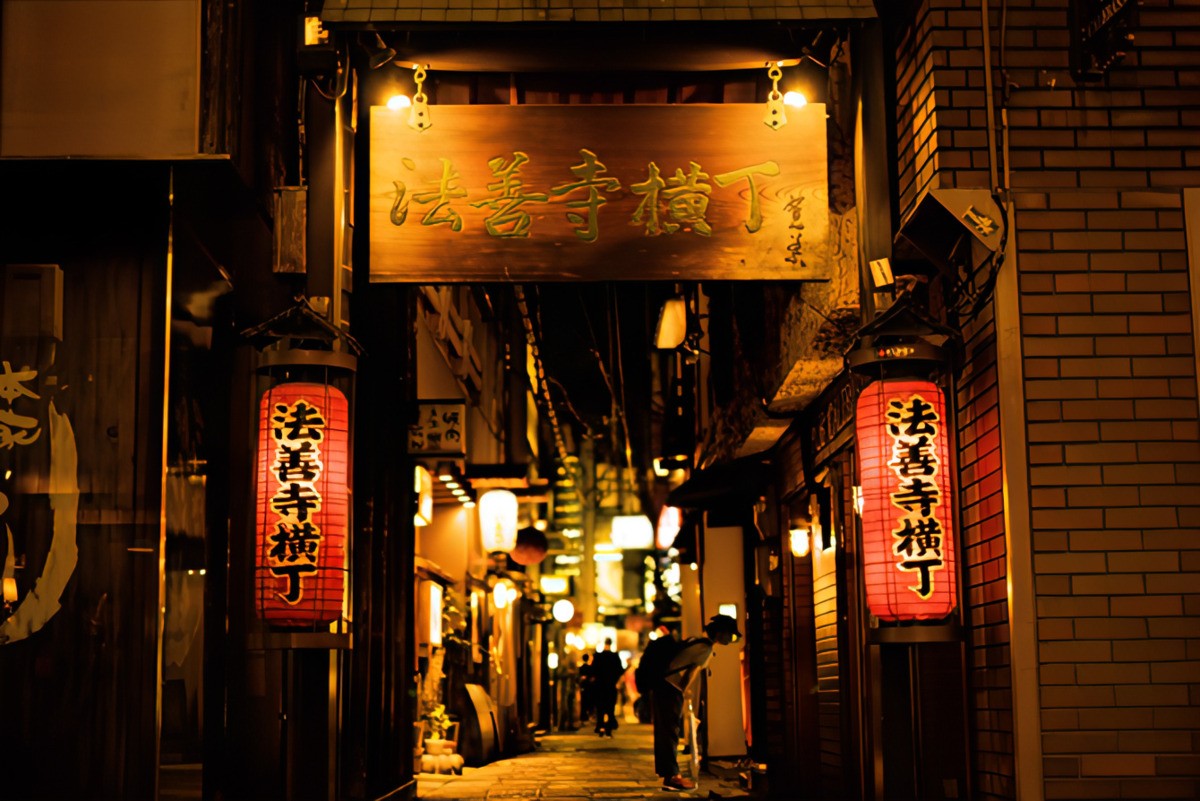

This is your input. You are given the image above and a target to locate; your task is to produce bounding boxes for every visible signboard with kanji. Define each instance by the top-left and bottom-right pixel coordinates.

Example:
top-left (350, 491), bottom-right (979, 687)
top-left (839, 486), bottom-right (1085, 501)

top-left (408, 400), bottom-right (466, 456)
top-left (369, 104), bottom-right (830, 281)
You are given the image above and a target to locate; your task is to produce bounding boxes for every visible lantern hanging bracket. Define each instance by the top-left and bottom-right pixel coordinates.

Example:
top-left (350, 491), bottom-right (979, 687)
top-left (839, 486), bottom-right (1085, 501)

top-left (409, 64), bottom-right (432, 132)
top-left (241, 294), bottom-right (364, 359)
top-left (844, 294), bottom-right (957, 378)
top-left (763, 63), bottom-right (786, 130)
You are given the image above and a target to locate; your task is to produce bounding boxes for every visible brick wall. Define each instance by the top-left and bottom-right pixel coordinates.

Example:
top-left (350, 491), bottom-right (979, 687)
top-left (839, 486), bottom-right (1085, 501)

top-left (957, 304), bottom-right (1013, 801)
top-left (894, 0), bottom-right (1200, 798)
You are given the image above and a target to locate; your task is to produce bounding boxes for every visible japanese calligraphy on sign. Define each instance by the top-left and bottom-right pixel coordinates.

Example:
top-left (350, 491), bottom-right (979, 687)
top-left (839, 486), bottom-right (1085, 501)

top-left (255, 382), bottom-right (349, 627)
top-left (885, 394), bottom-right (945, 599)
top-left (855, 378), bottom-right (957, 622)
top-left (369, 104), bottom-right (830, 281)
top-left (0, 361), bottom-right (41, 450)
top-left (267, 397), bottom-right (327, 605)
top-left (408, 400), bottom-right (466, 456)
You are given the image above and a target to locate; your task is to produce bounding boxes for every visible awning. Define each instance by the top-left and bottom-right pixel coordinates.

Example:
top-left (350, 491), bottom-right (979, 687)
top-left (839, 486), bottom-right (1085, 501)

top-left (666, 453), bottom-right (774, 510)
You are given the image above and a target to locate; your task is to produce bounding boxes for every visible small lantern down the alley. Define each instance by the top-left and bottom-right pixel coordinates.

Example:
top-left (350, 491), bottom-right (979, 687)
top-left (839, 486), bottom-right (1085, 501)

top-left (244, 298), bottom-right (360, 631)
top-left (479, 489), bottom-right (519, 553)
top-left (847, 297), bottom-right (958, 623)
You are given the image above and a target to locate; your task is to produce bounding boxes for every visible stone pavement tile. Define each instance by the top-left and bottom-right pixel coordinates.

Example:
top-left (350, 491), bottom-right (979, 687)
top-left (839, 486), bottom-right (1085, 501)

top-left (422, 779), bottom-right (494, 799)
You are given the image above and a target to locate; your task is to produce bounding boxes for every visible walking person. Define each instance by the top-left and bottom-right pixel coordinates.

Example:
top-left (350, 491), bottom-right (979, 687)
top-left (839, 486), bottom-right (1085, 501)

top-left (578, 652), bottom-right (595, 725)
top-left (591, 637), bottom-right (625, 737)
top-left (644, 614), bottom-right (741, 792)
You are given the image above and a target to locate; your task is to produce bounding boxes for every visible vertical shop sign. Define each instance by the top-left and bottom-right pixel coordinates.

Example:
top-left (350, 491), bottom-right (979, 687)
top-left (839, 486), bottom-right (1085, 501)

top-left (855, 379), bottom-right (957, 621)
top-left (408, 400), bottom-right (467, 457)
top-left (255, 382), bottom-right (349, 626)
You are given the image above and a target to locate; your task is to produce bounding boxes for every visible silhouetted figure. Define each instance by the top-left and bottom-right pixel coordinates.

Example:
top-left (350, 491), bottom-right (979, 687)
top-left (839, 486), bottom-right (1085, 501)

top-left (578, 653), bottom-right (595, 723)
top-left (591, 638), bottom-right (625, 738)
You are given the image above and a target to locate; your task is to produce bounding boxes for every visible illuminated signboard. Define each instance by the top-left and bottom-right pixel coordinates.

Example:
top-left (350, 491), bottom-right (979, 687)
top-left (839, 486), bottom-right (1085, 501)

top-left (370, 104), bottom-right (830, 282)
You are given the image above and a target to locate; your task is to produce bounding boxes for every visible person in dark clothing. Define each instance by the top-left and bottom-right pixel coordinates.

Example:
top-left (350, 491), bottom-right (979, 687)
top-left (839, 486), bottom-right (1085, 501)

top-left (578, 652), bottom-right (595, 724)
top-left (590, 638), bottom-right (626, 737)
top-left (634, 624), bottom-right (678, 721)
top-left (649, 614), bottom-right (741, 792)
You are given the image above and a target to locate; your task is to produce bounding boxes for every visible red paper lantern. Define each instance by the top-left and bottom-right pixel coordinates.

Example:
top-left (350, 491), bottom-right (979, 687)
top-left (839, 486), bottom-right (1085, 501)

top-left (254, 382), bottom-right (349, 627)
top-left (856, 379), bottom-right (957, 622)
top-left (511, 526), bottom-right (549, 566)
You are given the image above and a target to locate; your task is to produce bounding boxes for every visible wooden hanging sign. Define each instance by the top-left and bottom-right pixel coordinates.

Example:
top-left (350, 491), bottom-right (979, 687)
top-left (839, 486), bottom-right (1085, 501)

top-left (369, 103), bottom-right (830, 282)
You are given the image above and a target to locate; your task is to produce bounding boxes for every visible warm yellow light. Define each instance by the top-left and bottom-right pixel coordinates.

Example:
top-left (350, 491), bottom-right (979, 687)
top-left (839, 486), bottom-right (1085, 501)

top-left (387, 94), bottom-right (412, 111)
top-left (428, 582), bottom-right (444, 646)
top-left (547, 652), bottom-right (560, 670)
top-left (552, 598), bottom-right (575, 623)
top-left (784, 91), bottom-right (807, 108)
top-left (493, 581), bottom-right (510, 609)
top-left (656, 506), bottom-right (682, 550)
top-left (479, 489), bottom-right (519, 552)
top-left (414, 465), bottom-right (433, 527)
top-left (789, 527), bottom-right (811, 558)
top-left (3, 577), bottom-right (18, 603)
top-left (655, 297), bottom-right (688, 349)
top-left (540, 575), bottom-right (570, 595)
top-left (612, 515), bottom-right (654, 550)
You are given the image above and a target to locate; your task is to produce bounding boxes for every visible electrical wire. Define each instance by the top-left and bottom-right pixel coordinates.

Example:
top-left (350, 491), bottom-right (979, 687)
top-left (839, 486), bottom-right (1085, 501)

top-left (610, 288), bottom-right (635, 475)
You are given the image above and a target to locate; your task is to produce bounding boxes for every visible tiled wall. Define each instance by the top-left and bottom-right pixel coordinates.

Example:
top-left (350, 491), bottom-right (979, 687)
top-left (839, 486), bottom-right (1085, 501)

top-left (894, 3), bottom-right (1017, 799)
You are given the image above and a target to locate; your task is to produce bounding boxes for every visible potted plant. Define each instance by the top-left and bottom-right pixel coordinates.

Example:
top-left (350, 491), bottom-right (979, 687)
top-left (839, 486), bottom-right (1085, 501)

top-left (423, 704), bottom-right (454, 755)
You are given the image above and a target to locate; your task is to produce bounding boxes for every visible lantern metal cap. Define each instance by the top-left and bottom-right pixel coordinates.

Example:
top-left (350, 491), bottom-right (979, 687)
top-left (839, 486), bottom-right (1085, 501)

top-left (242, 295), bottom-right (363, 370)
top-left (844, 296), bottom-right (956, 377)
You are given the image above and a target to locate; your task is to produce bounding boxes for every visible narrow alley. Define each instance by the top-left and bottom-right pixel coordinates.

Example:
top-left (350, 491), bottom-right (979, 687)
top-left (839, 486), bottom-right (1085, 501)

top-left (417, 723), bottom-right (748, 801)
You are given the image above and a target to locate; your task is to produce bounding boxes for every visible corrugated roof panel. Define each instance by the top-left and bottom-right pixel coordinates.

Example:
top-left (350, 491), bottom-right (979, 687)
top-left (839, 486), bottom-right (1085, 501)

top-left (322, 0), bottom-right (876, 23)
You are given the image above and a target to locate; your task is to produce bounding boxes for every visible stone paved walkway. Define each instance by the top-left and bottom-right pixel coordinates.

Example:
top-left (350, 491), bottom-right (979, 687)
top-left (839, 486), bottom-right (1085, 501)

top-left (417, 722), bottom-right (748, 800)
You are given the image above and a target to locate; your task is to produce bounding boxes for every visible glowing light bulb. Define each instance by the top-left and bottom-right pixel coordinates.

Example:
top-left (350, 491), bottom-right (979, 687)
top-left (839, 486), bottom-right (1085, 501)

top-left (783, 91), bottom-right (807, 108)
top-left (387, 94), bottom-right (412, 111)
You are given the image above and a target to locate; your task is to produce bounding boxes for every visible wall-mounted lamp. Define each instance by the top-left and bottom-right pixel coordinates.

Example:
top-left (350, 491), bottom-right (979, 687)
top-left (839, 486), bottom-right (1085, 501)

top-left (789, 527), bottom-right (811, 558)
top-left (783, 91), bottom-right (807, 108)
top-left (654, 297), bottom-right (689, 349)
top-left (414, 465), bottom-right (433, 527)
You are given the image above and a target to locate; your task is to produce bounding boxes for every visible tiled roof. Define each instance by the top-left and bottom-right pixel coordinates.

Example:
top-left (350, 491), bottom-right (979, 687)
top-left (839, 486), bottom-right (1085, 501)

top-left (321, 0), bottom-right (877, 25)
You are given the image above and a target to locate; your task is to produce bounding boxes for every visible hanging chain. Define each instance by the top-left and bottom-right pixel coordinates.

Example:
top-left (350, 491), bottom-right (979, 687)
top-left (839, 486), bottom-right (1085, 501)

top-left (763, 64), bottom-right (786, 130)
top-left (409, 64), bottom-right (431, 132)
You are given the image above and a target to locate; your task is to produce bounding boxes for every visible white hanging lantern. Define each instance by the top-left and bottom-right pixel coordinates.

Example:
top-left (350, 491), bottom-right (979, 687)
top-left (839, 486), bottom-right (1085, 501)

top-left (478, 489), bottom-right (518, 553)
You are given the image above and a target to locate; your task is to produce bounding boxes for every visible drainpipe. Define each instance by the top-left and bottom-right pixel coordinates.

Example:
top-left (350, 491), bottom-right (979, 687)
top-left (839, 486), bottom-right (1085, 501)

top-left (981, 2), bottom-right (1044, 799)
